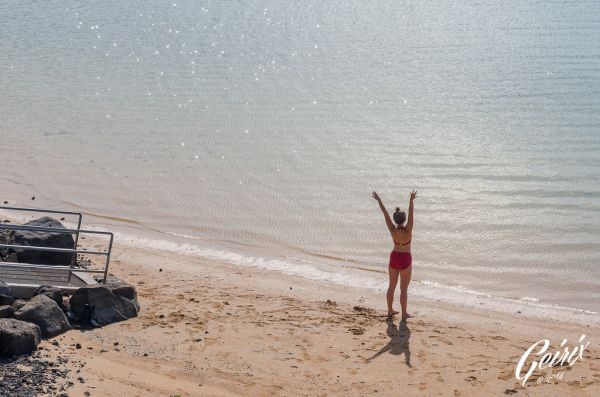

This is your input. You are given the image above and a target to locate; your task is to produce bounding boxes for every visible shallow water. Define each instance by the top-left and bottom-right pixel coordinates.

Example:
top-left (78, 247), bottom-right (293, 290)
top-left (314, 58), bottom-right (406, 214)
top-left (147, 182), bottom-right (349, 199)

top-left (1, 1), bottom-right (599, 317)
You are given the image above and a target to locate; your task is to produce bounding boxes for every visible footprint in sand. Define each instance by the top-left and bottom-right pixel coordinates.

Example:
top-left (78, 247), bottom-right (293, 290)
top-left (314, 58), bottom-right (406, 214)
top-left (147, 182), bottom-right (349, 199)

top-left (465, 375), bottom-right (482, 386)
top-left (348, 327), bottom-right (365, 335)
top-left (428, 335), bottom-right (453, 345)
top-left (467, 360), bottom-right (489, 366)
top-left (168, 312), bottom-right (185, 322)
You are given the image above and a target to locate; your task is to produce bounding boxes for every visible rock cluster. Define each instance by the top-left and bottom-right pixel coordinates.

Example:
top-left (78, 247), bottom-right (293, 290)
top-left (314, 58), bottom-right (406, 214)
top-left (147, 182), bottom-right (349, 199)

top-left (0, 279), bottom-right (139, 357)
top-left (0, 217), bottom-right (140, 357)
top-left (13, 295), bottom-right (71, 338)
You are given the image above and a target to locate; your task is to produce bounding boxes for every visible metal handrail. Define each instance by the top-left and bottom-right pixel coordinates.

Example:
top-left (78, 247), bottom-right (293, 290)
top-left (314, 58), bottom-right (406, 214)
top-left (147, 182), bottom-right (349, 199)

top-left (0, 206), bottom-right (112, 283)
top-left (0, 262), bottom-right (107, 274)
top-left (0, 223), bottom-right (113, 237)
top-left (0, 206), bottom-right (83, 266)
top-left (0, 244), bottom-right (109, 256)
top-left (0, 205), bottom-right (82, 232)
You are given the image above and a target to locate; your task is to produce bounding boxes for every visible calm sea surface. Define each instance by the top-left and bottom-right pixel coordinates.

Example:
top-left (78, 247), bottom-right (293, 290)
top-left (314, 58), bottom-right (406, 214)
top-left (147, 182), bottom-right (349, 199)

top-left (1, 1), bottom-right (599, 318)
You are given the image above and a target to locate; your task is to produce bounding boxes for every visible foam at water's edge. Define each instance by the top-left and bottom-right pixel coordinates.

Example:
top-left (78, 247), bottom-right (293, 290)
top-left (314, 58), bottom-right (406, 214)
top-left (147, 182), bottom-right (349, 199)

top-left (112, 230), bottom-right (599, 327)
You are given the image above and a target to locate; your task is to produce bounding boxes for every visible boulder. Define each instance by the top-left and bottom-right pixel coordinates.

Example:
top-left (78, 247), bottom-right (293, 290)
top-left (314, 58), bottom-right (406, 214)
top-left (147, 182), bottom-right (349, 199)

top-left (0, 318), bottom-right (41, 356)
top-left (0, 280), bottom-right (11, 296)
top-left (70, 284), bottom-right (138, 326)
top-left (33, 285), bottom-right (63, 305)
top-left (13, 295), bottom-right (71, 338)
top-left (13, 217), bottom-right (75, 266)
top-left (103, 277), bottom-right (140, 311)
top-left (0, 293), bottom-right (14, 306)
top-left (0, 305), bottom-right (14, 318)
top-left (11, 299), bottom-right (26, 311)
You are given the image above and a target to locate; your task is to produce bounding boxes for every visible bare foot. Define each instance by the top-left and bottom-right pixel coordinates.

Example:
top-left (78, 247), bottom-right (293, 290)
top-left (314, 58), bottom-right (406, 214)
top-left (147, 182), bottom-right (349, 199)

top-left (401, 313), bottom-right (413, 322)
top-left (387, 310), bottom-right (399, 319)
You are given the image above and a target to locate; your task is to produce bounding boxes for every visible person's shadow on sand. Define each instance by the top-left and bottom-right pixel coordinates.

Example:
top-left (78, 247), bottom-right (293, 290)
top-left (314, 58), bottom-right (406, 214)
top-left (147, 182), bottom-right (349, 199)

top-left (367, 318), bottom-right (411, 367)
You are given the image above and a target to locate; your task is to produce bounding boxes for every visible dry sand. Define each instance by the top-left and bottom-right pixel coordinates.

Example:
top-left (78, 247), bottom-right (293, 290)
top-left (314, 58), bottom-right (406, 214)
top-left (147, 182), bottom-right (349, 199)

top-left (26, 241), bottom-right (600, 396)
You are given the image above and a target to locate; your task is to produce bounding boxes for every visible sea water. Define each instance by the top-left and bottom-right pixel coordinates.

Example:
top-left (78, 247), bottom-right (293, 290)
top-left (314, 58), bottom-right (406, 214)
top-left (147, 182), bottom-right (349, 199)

top-left (1, 1), bottom-right (599, 320)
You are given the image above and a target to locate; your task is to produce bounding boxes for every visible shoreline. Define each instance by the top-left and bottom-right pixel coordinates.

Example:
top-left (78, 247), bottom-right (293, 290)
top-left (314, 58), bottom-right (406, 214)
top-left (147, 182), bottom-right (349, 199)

top-left (27, 236), bottom-right (600, 396)
top-left (1, 199), bottom-right (598, 328)
top-left (2, 176), bottom-right (599, 319)
top-left (116, 230), bottom-right (600, 327)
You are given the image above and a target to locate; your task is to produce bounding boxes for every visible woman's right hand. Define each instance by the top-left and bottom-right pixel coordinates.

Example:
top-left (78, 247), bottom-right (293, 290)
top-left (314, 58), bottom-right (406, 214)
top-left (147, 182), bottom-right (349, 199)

top-left (371, 191), bottom-right (380, 201)
top-left (410, 190), bottom-right (418, 201)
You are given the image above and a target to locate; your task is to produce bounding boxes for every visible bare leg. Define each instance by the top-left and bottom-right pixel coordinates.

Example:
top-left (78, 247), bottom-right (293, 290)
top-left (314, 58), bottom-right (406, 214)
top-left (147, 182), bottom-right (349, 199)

top-left (399, 265), bottom-right (412, 321)
top-left (387, 266), bottom-right (400, 316)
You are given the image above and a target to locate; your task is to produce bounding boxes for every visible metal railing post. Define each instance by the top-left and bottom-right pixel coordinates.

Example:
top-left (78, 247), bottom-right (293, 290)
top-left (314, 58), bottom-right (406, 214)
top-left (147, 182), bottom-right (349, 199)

top-left (103, 233), bottom-right (114, 284)
top-left (72, 213), bottom-right (83, 268)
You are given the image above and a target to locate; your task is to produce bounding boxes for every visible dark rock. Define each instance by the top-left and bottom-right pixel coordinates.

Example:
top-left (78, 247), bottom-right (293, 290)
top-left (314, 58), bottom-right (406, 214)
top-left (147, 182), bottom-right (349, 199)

top-left (104, 277), bottom-right (137, 300)
top-left (0, 293), bottom-right (14, 306)
top-left (3, 252), bottom-right (18, 262)
top-left (0, 318), bottom-right (41, 356)
top-left (13, 217), bottom-right (75, 266)
top-left (103, 277), bottom-right (140, 311)
top-left (11, 299), bottom-right (26, 311)
top-left (0, 305), bottom-right (15, 318)
top-left (13, 295), bottom-right (71, 338)
top-left (70, 284), bottom-right (138, 326)
top-left (0, 280), bottom-right (11, 296)
top-left (33, 285), bottom-right (63, 305)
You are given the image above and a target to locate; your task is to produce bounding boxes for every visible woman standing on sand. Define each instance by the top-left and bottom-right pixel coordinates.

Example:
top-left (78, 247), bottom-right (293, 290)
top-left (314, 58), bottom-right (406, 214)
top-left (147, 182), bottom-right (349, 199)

top-left (372, 190), bottom-right (417, 321)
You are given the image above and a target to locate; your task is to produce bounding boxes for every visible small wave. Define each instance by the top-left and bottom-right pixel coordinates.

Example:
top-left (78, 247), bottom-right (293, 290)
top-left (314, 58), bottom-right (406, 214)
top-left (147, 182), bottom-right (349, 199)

top-left (163, 231), bottom-right (210, 241)
top-left (519, 296), bottom-right (540, 302)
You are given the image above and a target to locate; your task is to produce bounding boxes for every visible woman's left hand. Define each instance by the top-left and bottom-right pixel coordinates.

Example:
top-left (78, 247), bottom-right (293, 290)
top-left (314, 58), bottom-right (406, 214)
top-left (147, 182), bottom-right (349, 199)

top-left (371, 191), bottom-right (380, 201)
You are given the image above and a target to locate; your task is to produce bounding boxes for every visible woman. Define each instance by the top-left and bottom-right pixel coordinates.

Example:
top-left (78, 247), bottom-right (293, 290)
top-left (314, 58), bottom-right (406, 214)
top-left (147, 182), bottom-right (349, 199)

top-left (372, 190), bottom-right (417, 321)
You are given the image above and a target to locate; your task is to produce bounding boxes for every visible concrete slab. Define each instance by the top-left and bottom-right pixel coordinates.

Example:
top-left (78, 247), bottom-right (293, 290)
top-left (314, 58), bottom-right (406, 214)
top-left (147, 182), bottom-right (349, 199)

top-left (0, 262), bottom-right (95, 298)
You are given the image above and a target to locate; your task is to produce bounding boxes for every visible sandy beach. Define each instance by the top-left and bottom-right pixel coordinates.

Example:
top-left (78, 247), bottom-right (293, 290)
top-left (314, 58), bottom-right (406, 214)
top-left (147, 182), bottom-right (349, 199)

top-left (2, 1), bottom-right (599, 396)
top-left (24, 238), bottom-right (596, 397)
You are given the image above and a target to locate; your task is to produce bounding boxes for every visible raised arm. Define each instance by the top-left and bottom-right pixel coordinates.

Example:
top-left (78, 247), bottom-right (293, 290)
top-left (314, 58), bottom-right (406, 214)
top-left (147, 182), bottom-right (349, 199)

top-left (372, 191), bottom-right (395, 233)
top-left (405, 190), bottom-right (417, 233)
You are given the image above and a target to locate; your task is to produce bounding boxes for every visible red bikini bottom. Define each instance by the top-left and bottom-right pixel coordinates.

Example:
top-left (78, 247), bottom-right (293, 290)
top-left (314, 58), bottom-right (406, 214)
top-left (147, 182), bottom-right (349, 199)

top-left (389, 251), bottom-right (412, 270)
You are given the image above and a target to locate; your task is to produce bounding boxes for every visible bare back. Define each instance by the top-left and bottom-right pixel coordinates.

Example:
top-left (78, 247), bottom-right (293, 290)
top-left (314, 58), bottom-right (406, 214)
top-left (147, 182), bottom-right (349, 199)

top-left (391, 226), bottom-right (411, 253)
